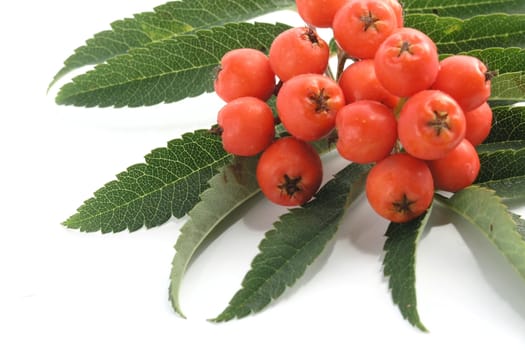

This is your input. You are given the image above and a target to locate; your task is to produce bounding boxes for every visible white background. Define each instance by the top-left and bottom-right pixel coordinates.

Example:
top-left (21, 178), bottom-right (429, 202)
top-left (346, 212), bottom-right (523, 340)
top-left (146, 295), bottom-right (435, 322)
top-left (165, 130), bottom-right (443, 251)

top-left (1, 1), bottom-right (525, 349)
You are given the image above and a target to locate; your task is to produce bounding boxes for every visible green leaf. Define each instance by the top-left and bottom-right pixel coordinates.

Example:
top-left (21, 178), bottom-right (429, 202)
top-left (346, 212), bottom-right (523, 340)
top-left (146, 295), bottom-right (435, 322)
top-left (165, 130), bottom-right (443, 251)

top-left (489, 72), bottom-right (525, 105)
top-left (440, 48), bottom-right (525, 75)
top-left (169, 157), bottom-right (260, 317)
top-left (439, 186), bottom-right (525, 281)
top-left (212, 162), bottom-right (371, 322)
top-left (55, 22), bottom-right (290, 107)
top-left (476, 142), bottom-right (525, 183)
top-left (50, 0), bottom-right (295, 87)
top-left (513, 213), bottom-right (525, 240)
top-left (64, 130), bottom-right (232, 233)
top-left (383, 208), bottom-right (433, 332)
top-left (403, 0), bottom-right (525, 18)
top-left (478, 176), bottom-right (525, 199)
top-left (405, 14), bottom-right (525, 54)
top-left (485, 106), bottom-right (525, 144)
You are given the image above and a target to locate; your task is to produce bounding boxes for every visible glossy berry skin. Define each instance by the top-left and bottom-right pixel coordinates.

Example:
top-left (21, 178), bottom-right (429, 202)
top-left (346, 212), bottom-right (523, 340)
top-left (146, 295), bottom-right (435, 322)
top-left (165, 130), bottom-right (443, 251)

top-left (374, 27), bottom-right (439, 97)
top-left (385, 0), bottom-right (404, 27)
top-left (214, 48), bottom-right (275, 102)
top-left (428, 139), bottom-right (480, 192)
top-left (269, 27), bottom-right (329, 81)
top-left (338, 59), bottom-right (400, 109)
top-left (398, 90), bottom-right (466, 160)
top-left (336, 100), bottom-right (397, 163)
top-left (256, 137), bottom-right (323, 206)
top-left (366, 153), bottom-right (434, 223)
top-left (277, 74), bottom-right (346, 141)
top-left (332, 0), bottom-right (398, 59)
top-left (464, 102), bottom-right (493, 146)
top-left (296, 0), bottom-right (350, 28)
top-left (431, 55), bottom-right (492, 112)
top-left (217, 97), bottom-right (275, 156)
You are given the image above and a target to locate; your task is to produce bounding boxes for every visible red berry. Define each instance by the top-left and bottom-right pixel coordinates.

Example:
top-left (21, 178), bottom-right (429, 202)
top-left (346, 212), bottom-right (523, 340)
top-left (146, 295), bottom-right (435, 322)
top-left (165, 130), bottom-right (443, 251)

top-left (398, 90), bottom-right (466, 160)
top-left (296, 0), bottom-right (350, 28)
top-left (464, 102), bottom-right (493, 146)
top-left (366, 153), bottom-right (434, 223)
top-left (431, 55), bottom-right (492, 112)
top-left (217, 97), bottom-right (275, 156)
top-left (214, 48), bottom-right (275, 102)
top-left (336, 100), bottom-right (397, 163)
top-left (374, 28), bottom-right (439, 97)
top-left (333, 0), bottom-right (398, 59)
top-left (338, 59), bottom-right (400, 109)
top-left (269, 27), bottom-right (329, 81)
top-left (428, 139), bottom-right (480, 192)
top-left (277, 73), bottom-right (346, 141)
top-left (256, 137), bottom-right (323, 206)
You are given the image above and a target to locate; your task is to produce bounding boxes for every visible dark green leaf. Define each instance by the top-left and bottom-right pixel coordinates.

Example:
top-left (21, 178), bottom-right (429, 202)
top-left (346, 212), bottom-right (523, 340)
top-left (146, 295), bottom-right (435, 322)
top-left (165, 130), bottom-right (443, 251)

top-left (403, 0), bottom-right (525, 18)
top-left (169, 157), bottom-right (260, 317)
top-left (476, 142), bottom-right (525, 183)
top-left (479, 176), bottom-right (525, 199)
top-left (485, 106), bottom-right (525, 143)
top-left (383, 208), bottom-right (432, 332)
top-left (55, 22), bottom-right (290, 107)
top-left (212, 163), bottom-right (371, 322)
top-left (439, 186), bottom-right (525, 281)
top-left (50, 0), bottom-right (294, 87)
top-left (63, 130), bottom-right (232, 233)
top-left (405, 14), bottom-right (525, 54)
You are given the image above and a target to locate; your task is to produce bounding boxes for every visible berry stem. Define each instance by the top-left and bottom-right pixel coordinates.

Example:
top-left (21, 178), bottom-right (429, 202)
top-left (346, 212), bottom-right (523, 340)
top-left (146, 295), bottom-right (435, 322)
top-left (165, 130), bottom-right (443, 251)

top-left (336, 47), bottom-right (349, 81)
top-left (393, 97), bottom-right (408, 119)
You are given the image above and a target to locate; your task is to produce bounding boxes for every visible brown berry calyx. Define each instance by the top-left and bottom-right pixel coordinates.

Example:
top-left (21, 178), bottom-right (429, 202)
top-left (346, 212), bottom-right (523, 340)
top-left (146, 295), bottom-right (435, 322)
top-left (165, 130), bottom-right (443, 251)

top-left (278, 174), bottom-right (303, 198)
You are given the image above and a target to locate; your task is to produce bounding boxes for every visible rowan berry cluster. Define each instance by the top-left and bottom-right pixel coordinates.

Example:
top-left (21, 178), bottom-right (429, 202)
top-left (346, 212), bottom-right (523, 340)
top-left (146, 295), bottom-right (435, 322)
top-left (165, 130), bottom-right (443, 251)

top-left (213, 0), bottom-right (494, 223)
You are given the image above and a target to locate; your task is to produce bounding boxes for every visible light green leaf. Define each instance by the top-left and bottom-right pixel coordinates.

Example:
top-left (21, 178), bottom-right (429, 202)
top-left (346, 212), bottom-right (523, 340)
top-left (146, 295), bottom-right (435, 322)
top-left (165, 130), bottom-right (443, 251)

top-left (55, 22), bottom-right (290, 107)
top-left (169, 157), bottom-right (260, 317)
top-left (383, 207), bottom-right (433, 332)
top-left (405, 14), bottom-right (525, 54)
top-left (440, 48), bottom-right (525, 75)
top-left (513, 214), bottom-right (525, 240)
top-left (64, 130), bottom-right (232, 233)
top-left (50, 0), bottom-right (295, 87)
top-left (212, 162), bottom-right (371, 322)
top-left (403, 0), bottom-right (525, 18)
top-left (485, 106), bottom-right (525, 144)
top-left (489, 72), bottom-right (525, 105)
top-left (439, 186), bottom-right (525, 281)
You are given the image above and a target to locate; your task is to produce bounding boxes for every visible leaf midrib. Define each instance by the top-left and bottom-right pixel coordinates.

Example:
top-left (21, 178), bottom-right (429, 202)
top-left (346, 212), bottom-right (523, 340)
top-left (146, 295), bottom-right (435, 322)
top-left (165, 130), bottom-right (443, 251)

top-left (219, 208), bottom-right (342, 319)
top-left (61, 53), bottom-right (218, 99)
top-left (68, 153), bottom-right (231, 227)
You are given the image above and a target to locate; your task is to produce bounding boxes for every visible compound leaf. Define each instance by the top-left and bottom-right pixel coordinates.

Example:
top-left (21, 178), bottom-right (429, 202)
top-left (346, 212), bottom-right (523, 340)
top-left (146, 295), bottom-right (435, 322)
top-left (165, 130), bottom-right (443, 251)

top-left (64, 130), bottom-right (232, 233)
top-left (405, 14), bottom-right (525, 54)
top-left (383, 207), bottom-right (433, 332)
top-left (212, 163), bottom-right (371, 322)
top-left (441, 186), bottom-right (525, 281)
top-left (50, 0), bottom-right (294, 87)
top-left (55, 22), bottom-right (290, 107)
top-left (169, 157), bottom-right (260, 317)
